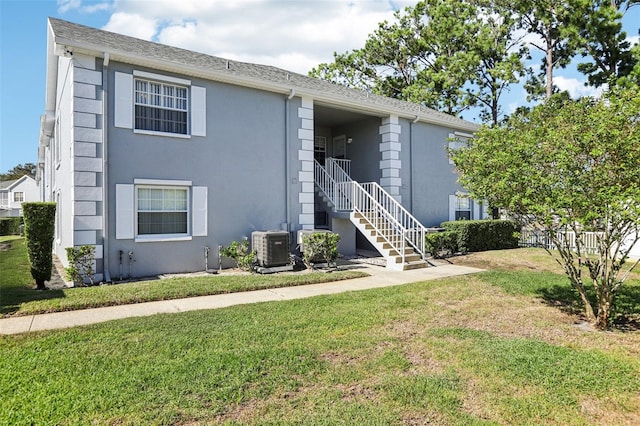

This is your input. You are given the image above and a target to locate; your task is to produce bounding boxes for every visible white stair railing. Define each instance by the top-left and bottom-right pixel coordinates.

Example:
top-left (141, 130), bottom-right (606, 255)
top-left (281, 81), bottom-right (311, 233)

top-left (314, 159), bottom-right (427, 262)
top-left (361, 182), bottom-right (427, 259)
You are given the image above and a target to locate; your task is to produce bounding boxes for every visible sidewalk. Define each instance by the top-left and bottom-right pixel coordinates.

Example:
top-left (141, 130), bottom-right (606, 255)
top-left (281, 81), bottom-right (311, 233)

top-left (0, 263), bottom-right (483, 335)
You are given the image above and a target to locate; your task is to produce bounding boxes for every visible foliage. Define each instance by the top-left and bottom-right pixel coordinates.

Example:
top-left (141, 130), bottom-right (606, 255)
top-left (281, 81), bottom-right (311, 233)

top-left (441, 220), bottom-right (520, 253)
top-left (0, 217), bottom-right (21, 236)
top-left (573, 0), bottom-right (637, 88)
top-left (425, 230), bottom-right (459, 258)
top-left (310, 0), bottom-right (525, 125)
top-left (0, 162), bottom-right (36, 181)
top-left (21, 202), bottom-right (56, 290)
top-left (451, 87), bottom-right (640, 329)
top-left (65, 245), bottom-right (96, 286)
top-left (220, 238), bottom-right (256, 271)
top-left (302, 231), bottom-right (341, 269)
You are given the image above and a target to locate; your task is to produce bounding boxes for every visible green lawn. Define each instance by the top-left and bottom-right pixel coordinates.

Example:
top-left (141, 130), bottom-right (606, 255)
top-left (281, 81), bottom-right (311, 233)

top-left (0, 238), bottom-right (367, 317)
top-left (1, 248), bottom-right (639, 424)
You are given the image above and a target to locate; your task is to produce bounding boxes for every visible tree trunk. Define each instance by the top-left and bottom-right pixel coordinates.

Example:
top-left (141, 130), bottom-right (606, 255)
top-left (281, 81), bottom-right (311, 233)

top-left (35, 279), bottom-right (46, 291)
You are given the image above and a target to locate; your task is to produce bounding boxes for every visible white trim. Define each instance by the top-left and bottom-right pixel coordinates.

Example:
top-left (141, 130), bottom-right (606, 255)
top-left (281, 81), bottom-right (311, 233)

top-left (133, 129), bottom-right (191, 139)
top-left (135, 235), bottom-right (193, 243)
top-left (133, 70), bottom-right (191, 86)
top-left (454, 131), bottom-right (475, 139)
top-left (134, 178), bottom-right (192, 186)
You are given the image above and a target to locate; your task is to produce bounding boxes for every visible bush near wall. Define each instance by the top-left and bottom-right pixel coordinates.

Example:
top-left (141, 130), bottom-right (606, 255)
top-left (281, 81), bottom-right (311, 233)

top-left (425, 230), bottom-right (459, 258)
top-left (440, 219), bottom-right (520, 253)
top-left (22, 202), bottom-right (57, 290)
top-left (0, 217), bottom-right (22, 235)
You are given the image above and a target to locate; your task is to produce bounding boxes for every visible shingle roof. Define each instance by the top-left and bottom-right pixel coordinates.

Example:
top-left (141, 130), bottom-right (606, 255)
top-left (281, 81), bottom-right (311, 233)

top-left (48, 17), bottom-right (478, 132)
top-left (0, 179), bottom-right (19, 190)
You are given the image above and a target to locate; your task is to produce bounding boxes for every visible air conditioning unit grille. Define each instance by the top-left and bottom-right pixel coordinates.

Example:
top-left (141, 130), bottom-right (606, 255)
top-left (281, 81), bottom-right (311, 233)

top-left (252, 231), bottom-right (290, 267)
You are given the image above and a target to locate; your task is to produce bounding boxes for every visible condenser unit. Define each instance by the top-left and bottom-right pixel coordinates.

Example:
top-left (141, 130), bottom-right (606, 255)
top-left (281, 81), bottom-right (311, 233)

top-left (252, 230), bottom-right (290, 268)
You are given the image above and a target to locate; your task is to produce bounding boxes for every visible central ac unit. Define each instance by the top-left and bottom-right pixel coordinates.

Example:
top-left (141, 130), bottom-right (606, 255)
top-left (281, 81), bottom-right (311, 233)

top-left (252, 231), bottom-right (290, 267)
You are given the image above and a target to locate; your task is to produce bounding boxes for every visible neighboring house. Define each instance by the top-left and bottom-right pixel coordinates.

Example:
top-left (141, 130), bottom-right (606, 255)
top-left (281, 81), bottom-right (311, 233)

top-left (38, 18), bottom-right (485, 281)
top-left (0, 175), bottom-right (39, 217)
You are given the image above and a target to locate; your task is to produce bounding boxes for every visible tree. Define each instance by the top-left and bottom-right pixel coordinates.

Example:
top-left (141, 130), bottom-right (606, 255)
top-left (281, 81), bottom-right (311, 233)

top-left (451, 87), bottom-right (640, 329)
top-left (310, 0), bottom-right (525, 123)
top-left (573, 0), bottom-right (637, 87)
top-left (0, 163), bottom-right (36, 181)
top-left (515, 0), bottom-right (582, 99)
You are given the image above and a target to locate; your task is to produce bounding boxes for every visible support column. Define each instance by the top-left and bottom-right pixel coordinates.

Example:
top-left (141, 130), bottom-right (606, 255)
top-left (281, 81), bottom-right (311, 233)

top-left (297, 97), bottom-right (315, 230)
top-left (379, 115), bottom-right (402, 202)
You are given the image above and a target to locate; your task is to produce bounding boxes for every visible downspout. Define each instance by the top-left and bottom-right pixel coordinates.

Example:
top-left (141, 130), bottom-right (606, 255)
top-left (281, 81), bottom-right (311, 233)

top-left (410, 116), bottom-right (419, 213)
top-left (285, 89), bottom-right (295, 229)
top-left (102, 52), bottom-right (111, 283)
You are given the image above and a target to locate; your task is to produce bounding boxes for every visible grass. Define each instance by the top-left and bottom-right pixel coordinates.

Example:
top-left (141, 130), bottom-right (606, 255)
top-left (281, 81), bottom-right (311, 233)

top-left (0, 238), bottom-right (367, 317)
top-left (1, 247), bottom-right (640, 424)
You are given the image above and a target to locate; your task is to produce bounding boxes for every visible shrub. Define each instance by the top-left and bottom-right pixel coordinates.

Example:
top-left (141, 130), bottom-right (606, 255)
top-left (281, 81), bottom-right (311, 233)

top-left (22, 202), bottom-right (57, 290)
top-left (425, 230), bottom-right (459, 258)
top-left (65, 245), bottom-right (96, 286)
top-left (220, 238), bottom-right (256, 271)
top-left (441, 219), bottom-right (519, 253)
top-left (302, 232), bottom-right (341, 269)
top-left (0, 217), bottom-right (22, 235)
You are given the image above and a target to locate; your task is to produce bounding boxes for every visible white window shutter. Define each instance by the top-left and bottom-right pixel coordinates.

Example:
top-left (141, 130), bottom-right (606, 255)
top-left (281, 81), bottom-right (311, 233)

top-left (448, 194), bottom-right (456, 222)
top-left (472, 200), bottom-right (479, 220)
top-left (191, 86), bottom-right (206, 137)
top-left (192, 186), bottom-right (208, 236)
top-left (116, 184), bottom-right (134, 239)
top-left (114, 72), bottom-right (133, 129)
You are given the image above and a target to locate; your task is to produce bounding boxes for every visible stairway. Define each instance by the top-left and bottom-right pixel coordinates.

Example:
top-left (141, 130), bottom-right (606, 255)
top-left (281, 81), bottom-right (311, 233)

top-left (314, 158), bottom-right (428, 271)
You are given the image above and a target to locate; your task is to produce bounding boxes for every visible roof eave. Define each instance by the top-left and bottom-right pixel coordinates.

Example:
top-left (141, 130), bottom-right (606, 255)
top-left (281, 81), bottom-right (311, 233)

top-left (53, 32), bottom-right (480, 134)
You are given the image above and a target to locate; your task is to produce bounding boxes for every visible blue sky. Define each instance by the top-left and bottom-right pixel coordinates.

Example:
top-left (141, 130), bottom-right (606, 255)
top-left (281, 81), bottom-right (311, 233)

top-left (0, 0), bottom-right (638, 173)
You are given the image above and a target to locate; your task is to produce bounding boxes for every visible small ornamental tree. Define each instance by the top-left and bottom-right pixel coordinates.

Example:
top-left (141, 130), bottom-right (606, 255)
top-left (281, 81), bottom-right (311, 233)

top-left (451, 88), bottom-right (640, 330)
top-left (22, 202), bottom-right (57, 290)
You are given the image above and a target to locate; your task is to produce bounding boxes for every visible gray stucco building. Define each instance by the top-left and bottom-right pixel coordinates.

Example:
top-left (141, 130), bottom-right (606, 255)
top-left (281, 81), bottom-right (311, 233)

top-left (39, 18), bottom-right (485, 281)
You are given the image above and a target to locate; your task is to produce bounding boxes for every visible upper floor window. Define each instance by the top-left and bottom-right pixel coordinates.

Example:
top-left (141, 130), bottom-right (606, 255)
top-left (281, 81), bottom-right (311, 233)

top-left (14, 192), bottom-right (24, 202)
top-left (134, 79), bottom-right (188, 135)
top-left (114, 71), bottom-right (206, 138)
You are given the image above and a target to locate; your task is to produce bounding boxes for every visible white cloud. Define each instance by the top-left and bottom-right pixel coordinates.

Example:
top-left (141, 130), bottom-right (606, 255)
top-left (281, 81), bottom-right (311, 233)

top-left (554, 76), bottom-right (604, 99)
top-left (99, 0), bottom-right (419, 74)
top-left (628, 35), bottom-right (639, 46)
top-left (57, 0), bottom-right (112, 14)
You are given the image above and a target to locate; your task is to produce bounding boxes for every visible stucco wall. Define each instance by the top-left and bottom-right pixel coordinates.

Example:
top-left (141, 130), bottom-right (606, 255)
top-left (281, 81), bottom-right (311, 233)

top-left (105, 63), bottom-right (302, 277)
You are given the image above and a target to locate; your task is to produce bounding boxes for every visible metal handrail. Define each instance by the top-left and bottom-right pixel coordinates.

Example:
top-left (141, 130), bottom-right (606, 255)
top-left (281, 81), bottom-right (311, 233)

top-left (314, 159), bottom-right (427, 262)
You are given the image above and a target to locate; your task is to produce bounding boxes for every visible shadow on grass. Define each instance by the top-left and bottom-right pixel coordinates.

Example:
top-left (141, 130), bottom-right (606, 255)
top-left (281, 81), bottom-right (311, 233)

top-left (0, 286), bottom-right (67, 316)
top-left (537, 280), bottom-right (640, 331)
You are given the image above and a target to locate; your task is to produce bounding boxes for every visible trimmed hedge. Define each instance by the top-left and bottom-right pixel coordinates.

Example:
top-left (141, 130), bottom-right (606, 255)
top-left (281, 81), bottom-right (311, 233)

top-left (425, 230), bottom-right (459, 258)
top-left (0, 217), bottom-right (22, 235)
top-left (22, 202), bottom-right (57, 290)
top-left (440, 219), bottom-right (519, 253)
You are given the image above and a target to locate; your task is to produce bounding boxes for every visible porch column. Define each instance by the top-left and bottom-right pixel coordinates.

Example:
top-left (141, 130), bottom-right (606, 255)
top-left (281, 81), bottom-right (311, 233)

top-left (379, 115), bottom-right (402, 202)
top-left (297, 97), bottom-right (315, 230)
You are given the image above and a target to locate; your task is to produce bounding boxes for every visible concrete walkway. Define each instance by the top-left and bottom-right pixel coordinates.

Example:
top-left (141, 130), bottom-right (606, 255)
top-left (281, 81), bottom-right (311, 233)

top-left (0, 263), bottom-right (483, 335)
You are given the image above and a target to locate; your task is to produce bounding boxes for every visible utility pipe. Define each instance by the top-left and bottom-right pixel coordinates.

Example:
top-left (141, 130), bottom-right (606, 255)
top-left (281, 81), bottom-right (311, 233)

top-left (102, 52), bottom-right (111, 283)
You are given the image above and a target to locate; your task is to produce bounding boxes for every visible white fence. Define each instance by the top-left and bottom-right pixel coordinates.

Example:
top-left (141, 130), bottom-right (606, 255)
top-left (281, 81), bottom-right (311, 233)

top-left (519, 229), bottom-right (603, 255)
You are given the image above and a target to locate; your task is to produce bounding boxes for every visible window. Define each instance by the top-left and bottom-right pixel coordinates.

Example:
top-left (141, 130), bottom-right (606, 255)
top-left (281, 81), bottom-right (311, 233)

top-left (14, 192), bottom-right (24, 202)
top-left (454, 196), bottom-right (471, 220)
top-left (0, 192), bottom-right (7, 206)
top-left (115, 180), bottom-right (207, 241)
top-left (135, 79), bottom-right (188, 135)
top-left (114, 71), bottom-right (206, 137)
top-left (136, 186), bottom-right (189, 236)
top-left (448, 132), bottom-right (472, 164)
